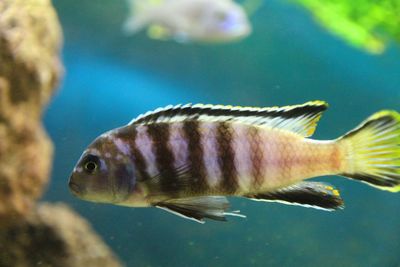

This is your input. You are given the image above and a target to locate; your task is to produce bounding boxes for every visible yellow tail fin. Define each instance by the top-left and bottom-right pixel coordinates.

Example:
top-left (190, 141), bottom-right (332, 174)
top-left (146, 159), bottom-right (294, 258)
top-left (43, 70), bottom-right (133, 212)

top-left (338, 110), bottom-right (400, 192)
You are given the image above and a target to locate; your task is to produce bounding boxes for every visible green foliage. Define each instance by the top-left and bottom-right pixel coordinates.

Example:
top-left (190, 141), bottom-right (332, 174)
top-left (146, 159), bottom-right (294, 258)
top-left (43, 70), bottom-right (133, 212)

top-left (291, 0), bottom-right (400, 54)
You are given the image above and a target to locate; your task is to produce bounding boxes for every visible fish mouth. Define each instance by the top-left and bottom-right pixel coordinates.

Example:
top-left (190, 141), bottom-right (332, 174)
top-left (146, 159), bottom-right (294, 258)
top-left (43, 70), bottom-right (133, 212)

top-left (68, 180), bottom-right (83, 196)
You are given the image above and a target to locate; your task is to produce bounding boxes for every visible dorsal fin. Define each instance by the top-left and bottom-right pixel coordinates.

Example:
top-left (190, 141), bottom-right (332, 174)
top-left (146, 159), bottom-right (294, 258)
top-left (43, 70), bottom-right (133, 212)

top-left (130, 101), bottom-right (328, 137)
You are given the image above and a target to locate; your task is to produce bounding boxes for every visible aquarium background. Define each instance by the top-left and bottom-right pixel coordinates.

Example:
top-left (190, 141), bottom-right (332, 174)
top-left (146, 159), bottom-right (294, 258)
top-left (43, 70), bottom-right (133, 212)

top-left (44, 1), bottom-right (400, 266)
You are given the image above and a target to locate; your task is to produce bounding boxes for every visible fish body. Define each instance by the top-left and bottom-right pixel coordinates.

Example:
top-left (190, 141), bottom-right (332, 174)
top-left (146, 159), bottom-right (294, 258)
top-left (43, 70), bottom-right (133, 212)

top-left (108, 122), bottom-right (337, 200)
top-left (123, 0), bottom-right (252, 43)
top-left (69, 101), bottom-right (400, 223)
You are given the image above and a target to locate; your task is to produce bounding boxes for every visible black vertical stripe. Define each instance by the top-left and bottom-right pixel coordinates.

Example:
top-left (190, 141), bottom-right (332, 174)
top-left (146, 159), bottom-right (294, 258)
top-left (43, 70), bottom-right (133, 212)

top-left (116, 126), bottom-right (150, 182)
top-left (146, 123), bottom-right (180, 195)
top-left (182, 121), bottom-right (208, 194)
top-left (216, 122), bottom-right (238, 194)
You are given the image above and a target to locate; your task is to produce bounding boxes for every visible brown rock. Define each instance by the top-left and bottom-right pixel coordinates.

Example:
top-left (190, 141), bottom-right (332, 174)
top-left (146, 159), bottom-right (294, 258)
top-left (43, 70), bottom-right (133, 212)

top-left (0, 1), bottom-right (123, 266)
top-left (0, 0), bottom-right (63, 219)
top-left (0, 203), bottom-right (122, 267)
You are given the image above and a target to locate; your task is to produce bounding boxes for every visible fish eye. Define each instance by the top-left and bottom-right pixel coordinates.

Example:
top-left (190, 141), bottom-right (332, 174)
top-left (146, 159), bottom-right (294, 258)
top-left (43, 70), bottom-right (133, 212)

top-left (85, 161), bottom-right (97, 173)
top-left (82, 154), bottom-right (100, 174)
top-left (215, 11), bottom-right (228, 22)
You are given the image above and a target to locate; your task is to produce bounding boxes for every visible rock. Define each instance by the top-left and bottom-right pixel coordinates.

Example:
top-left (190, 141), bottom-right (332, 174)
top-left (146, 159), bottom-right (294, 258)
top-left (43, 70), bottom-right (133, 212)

top-left (0, 1), bottom-right (123, 266)
top-left (0, 203), bottom-right (122, 267)
top-left (0, 0), bottom-right (62, 219)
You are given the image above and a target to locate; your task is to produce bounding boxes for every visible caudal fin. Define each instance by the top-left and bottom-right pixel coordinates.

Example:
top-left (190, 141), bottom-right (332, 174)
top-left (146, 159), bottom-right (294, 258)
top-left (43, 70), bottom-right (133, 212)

top-left (338, 110), bottom-right (400, 192)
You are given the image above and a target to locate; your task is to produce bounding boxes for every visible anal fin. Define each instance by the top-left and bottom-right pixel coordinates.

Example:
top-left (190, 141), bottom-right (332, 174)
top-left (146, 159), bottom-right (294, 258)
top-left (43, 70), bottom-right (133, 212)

top-left (245, 181), bottom-right (344, 211)
top-left (155, 196), bottom-right (246, 223)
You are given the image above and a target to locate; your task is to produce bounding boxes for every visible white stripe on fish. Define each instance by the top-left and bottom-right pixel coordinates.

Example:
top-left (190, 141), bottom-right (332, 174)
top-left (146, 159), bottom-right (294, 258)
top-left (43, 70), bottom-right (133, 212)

top-left (232, 124), bottom-right (253, 192)
top-left (168, 122), bottom-right (189, 170)
top-left (135, 125), bottom-right (159, 177)
top-left (201, 122), bottom-right (222, 188)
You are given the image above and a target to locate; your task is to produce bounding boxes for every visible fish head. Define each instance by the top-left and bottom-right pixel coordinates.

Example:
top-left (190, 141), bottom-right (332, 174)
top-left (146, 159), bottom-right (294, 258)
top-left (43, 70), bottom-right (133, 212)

top-left (198, 1), bottom-right (251, 42)
top-left (68, 131), bottom-right (137, 204)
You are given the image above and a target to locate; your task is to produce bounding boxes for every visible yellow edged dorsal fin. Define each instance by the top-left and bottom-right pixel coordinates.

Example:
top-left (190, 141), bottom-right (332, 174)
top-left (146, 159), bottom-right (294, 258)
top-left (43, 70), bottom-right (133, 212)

top-left (130, 100), bottom-right (328, 137)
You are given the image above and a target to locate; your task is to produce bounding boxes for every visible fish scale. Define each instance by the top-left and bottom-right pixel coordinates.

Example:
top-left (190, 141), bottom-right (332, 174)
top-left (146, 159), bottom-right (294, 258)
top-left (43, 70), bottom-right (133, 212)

top-left (216, 122), bottom-right (238, 194)
top-left (182, 120), bottom-right (208, 194)
top-left (200, 122), bottom-right (221, 190)
top-left (248, 126), bottom-right (264, 190)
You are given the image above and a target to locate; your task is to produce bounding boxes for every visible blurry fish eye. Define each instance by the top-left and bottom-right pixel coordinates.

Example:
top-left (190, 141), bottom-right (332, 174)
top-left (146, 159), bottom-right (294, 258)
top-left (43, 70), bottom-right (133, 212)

top-left (82, 154), bottom-right (100, 174)
top-left (215, 11), bottom-right (228, 22)
top-left (85, 161), bottom-right (97, 173)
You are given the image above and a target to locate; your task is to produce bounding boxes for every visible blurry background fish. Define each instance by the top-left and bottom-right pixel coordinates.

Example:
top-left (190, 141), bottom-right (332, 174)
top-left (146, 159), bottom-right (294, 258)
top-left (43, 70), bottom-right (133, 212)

top-left (122, 0), bottom-right (255, 43)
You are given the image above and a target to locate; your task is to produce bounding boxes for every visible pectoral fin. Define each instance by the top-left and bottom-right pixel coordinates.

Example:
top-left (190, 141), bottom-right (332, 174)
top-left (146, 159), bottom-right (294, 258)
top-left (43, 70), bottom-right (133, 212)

top-left (245, 181), bottom-right (344, 211)
top-left (155, 196), bottom-right (246, 223)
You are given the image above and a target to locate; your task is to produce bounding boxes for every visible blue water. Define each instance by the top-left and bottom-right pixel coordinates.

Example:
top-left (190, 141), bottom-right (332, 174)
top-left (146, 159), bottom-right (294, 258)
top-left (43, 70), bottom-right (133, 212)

top-left (44, 1), bottom-right (400, 266)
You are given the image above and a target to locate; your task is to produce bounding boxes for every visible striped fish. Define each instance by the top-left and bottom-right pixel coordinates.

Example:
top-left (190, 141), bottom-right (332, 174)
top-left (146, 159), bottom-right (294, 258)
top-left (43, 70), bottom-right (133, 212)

top-left (68, 101), bottom-right (400, 223)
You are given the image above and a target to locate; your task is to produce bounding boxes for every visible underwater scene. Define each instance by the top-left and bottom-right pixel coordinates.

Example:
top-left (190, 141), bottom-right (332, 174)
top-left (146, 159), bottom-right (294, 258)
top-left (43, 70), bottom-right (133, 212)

top-left (1, 0), bottom-right (400, 266)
